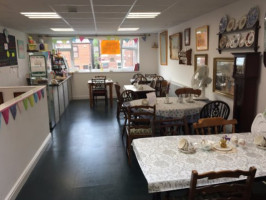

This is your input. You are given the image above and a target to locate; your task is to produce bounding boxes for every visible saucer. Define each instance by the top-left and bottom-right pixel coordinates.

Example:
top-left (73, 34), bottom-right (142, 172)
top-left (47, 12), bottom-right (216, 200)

top-left (214, 144), bottom-right (232, 151)
top-left (179, 148), bottom-right (196, 154)
top-left (257, 145), bottom-right (266, 150)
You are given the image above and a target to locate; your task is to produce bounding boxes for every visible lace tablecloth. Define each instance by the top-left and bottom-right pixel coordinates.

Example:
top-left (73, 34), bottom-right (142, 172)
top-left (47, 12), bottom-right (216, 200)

top-left (130, 97), bottom-right (206, 122)
top-left (132, 133), bottom-right (266, 193)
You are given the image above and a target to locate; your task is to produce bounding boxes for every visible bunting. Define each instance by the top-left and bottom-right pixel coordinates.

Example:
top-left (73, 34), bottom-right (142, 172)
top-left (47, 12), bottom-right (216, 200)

top-left (41, 89), bottom-right (45, 98)
top-left (17, 101), bottom-right (23, 113)
top-left (34, 93), bottom-right (38, 103)
top-left (2, 108), bottom-right (9, 124)
top-left (79, 36), bottom-right (85, 42)
top-left (28, 95), bottom-right (35, 107)
top-left (23, 99), bottom-right (28, 110)
top-left (134, 38), bottom-right (138, 43)
top-left (37, 90), bottom-right (42, 100)
top-left (10, 105), bottom-right (17, 120)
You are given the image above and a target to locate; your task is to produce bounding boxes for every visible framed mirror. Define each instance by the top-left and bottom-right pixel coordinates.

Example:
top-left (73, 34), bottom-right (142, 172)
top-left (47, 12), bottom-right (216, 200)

top-left (169, 32), bottom-right (182, 60)
top-left (194, 54), bottom-right (208, 72)
top-left (160, 31), bottom-right (168, 65)
top-left (213, 57), bottom-right (234, 98)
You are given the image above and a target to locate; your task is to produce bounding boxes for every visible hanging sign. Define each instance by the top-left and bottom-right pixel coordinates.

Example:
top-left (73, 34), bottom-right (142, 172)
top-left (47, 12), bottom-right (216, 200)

top-left (101, 40), bottom-right (120, 54)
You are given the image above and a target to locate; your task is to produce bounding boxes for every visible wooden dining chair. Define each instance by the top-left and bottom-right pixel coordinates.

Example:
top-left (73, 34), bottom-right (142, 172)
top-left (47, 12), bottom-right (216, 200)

top-left (91, 78), bottom-right (107, 105)
top-left (200, 100), bottom-right (230, 119)
top-left (159, 80), bottom-right (170, 97)
top-left (95, 75), bottom-right (106, 79)
top-left (175, 87), bottom-right (201, 98)
top-left (188, 166), bottom-right (257, 200)
top-left (132, 73), bottom-right (144, 79)
top-left (132, 76), bottom-right (149, 85)
top-left (193, 117), bottom-right (237, 135)
top-left (125, 105), bottom-right (156, 164)
top-left (145, 73), bottom-right (157, 78)
top-left (155, 117), bottom-right (189, 136)
top-left (114, 82), bottom-right (122, 118)
top-left (153, 76), bottom-right (164, 96)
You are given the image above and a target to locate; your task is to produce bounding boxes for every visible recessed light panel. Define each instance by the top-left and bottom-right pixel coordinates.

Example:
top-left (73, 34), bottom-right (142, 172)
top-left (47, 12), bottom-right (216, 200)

top-left (51, 28), bottom-right (74, 32)
top-left (20, 12), bottom-right (61, 19)
top-left (118, 28), bottom-right (139, 31)
top-left (127, 12), bottom-right (160, 19)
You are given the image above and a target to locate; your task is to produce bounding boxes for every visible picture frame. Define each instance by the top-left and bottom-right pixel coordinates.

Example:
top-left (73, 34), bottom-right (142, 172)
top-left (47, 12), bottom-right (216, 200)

top-left (213, 57), bottom-right (234, 98)
top-left (184, 28), bottom-right (190, 46)
top-left (194, 54), bottom-right (208, 72)
top-left (169, 32), bottom-right (182, 60)
top-left (160, 31), bottom-right (168, 65)
top-left (195, 25), bottom-right (209, 51)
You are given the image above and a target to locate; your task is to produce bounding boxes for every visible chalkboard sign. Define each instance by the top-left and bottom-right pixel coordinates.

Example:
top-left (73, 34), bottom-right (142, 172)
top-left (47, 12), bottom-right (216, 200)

top-left (0, 33), bottom-right (18, 67)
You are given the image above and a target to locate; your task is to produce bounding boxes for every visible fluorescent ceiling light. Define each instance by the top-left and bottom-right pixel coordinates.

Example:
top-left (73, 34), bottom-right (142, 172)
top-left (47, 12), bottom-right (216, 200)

top-left (118, 28), bottom-right (139, 31)
top-left (51, 28), bottom-right (74, 32)
top-left (127, 12), bottom-right (160, 19)
top-left (20, 12), bottom-right (61, 19)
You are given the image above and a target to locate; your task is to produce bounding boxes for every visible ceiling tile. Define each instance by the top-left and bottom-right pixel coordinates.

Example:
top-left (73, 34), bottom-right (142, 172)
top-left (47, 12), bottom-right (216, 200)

top-left (59, 13), bottom-right (93, 19)
top-left (94, 5), bottom-right (130, 12)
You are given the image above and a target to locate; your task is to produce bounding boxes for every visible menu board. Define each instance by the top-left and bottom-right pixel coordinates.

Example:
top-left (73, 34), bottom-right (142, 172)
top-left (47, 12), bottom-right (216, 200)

top-left (29, 55), bottom-right (46, 73)
top-left (0, 33), bottom-right (18, 67)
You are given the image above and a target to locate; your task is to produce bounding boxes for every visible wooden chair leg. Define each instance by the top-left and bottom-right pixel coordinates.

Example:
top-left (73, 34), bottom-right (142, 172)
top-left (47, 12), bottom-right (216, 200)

top-left (126, 136), bottom-right (132, 165)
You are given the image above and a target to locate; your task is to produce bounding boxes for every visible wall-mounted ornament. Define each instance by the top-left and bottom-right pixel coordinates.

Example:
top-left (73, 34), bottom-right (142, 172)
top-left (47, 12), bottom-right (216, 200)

top-left (178, 48), bottom-right (192, 65)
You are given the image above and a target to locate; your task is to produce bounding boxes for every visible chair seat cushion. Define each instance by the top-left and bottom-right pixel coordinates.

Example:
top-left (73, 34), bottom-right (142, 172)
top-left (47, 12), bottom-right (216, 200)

top-left (128, 128), bottom-right (152, 135)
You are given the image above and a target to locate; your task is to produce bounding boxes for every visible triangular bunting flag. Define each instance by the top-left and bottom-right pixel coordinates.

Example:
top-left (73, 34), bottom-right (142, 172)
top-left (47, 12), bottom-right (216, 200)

top-left (28, 95), bottom-right (35, 107)
top-left (17, 101), bottom-right (23, 113)
top-left (124, 39), bottom-right (130, 42)
top-left (23, 99), bottom-right (28, 110)
top-left (34, 93), bottom-right (38, 103)
top-left (41, 89), bottom-right (45, 98)
top-left (79, 36), bottom-right (85, 42)
top-left (37, 91), bottom-right (42, 100)
top-left (10, 104), bottom-right (17, 120)
top-left (141, 36), bottom-right (146, 41)
top-left (134, 38), bottom-right (138, 43)
top-left (2, 108), bottom-right (9, 124)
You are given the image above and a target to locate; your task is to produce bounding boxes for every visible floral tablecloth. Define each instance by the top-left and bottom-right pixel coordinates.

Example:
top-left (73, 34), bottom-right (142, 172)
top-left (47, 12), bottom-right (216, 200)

top-left (132, 132), bottom-right (266, 193)
top-left (130, 97), bottom-right (206, 122)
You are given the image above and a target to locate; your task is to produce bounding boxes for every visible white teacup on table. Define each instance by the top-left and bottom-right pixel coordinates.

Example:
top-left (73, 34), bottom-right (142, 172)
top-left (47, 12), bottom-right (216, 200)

top-left (254, 135), bottom-right (266, 147)
top-left (178, 138), bottom-right (195, 153)
top-left (231, 135), bottom-right (238, 147)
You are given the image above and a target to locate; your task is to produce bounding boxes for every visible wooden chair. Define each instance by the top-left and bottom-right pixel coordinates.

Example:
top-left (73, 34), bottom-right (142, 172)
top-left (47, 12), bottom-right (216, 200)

top-left (188, 166), bottom-right (257, 200)
top-left (145, 73), bottom-right (157, 78)
top-left (193, 117), bottom-right (237, 135)
top-left (132, 76), bottom-right (149, 85)
top-left (114, 82), bottom-right (122, 118)
top-left (125, 105), bottom-right (156, 164)
top-left (95, 75), bottom-right (106, 79)
top-left (175, 87), bottom-right (201, 98)
top-left (91, 78), bottom-right (107, 105)
top-left (132, 73), bottom-right (144, 79)
top-left (155, 117), bottom-right (189, 136)
top-left (200, 100), bottom-right (230, 119)
top-left (0, 92), bottom-right (3, 105)
top-left (159, 80), bottom-right (170, 97)
top-left (153, 76), bottom-right (164, 97)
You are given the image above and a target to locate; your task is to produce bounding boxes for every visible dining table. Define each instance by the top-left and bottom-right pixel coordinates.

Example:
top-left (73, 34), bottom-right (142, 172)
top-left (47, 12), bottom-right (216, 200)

top-left (129, 97), bottom-right (206, 123)
top-left (132, 132), bottom-right (266, 199)
top-left (88, 79), bottom-right (113, 108)
top-left (123, 84), bottom-right (155, 99)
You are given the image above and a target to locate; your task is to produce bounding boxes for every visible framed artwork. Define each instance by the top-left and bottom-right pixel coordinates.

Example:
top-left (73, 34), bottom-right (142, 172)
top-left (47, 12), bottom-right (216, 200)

top-left (195, 25), bottom-right (209, 51)
top-left (160, 31), bottom-right (168, 65)
top-left (213, 57), bottom-right (234, 98)
top-left (169, 32), bottom-right (182, 60)
top-left (184, 28), bottom-right (190, 46)
top-left (194, 54), bottom-right (208, 72)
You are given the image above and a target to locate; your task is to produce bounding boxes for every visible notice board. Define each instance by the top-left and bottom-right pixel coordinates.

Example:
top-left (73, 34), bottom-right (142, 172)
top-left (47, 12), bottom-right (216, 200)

top-left (101, 40), bottom-right (120, 54)
top-left (0, 33), bottom-right (18, 67)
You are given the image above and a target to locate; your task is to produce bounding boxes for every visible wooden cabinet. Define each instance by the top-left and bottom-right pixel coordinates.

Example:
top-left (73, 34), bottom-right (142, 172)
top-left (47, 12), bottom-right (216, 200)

top-left (232, 52), bottom-right (260, 132)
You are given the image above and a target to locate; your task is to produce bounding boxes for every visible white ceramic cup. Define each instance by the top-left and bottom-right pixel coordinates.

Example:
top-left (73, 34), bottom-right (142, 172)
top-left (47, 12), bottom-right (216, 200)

top-left (178, 138), bottom-right (188, 150)
top-left (238, 139), bottom-right (246, 147)
top-left (254, 135), bottom-right (266, 146)
top-left (231, 135), bottom-right (238, 146)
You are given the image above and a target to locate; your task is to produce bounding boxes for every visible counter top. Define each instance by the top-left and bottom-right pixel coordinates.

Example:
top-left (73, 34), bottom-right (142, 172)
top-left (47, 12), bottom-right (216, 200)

top-left (49, 75), bottom-right (71, 87)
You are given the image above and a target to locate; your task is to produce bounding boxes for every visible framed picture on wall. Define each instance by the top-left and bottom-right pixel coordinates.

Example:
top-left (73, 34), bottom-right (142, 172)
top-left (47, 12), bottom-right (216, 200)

top-left (213, 57), bottom-right (234, 98)
top-left (169, 32), bottom-right (182, 60)
top-left (184, 28), bottom-right (190, 46)
top-left (194, 54), bottom-right (208, 72)
top-left (160, 31), bottom-right (168, 65)
top-left (195, 25), bottom-right (209, 51)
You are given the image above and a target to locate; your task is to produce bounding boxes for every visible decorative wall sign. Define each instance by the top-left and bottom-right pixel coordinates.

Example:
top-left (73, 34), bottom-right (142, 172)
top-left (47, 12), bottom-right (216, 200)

top-left (0, 33), bottom-right (18, 67)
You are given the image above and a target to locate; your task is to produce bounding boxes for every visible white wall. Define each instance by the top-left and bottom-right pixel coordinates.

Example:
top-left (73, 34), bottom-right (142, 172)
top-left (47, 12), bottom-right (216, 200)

top-left (0, 86), bottom-right (50, 200)
top-left (71, 33), bottom-right (158, 99)
top-left (0, 26), bottom-right (29, 86)
top-left (158, 0), bottom-right (266, 117)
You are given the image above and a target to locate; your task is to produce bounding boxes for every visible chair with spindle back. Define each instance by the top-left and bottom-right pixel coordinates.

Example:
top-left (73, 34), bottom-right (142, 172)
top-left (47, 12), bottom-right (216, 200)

top-left (125, 105), bottom-right (156, 164)
top-left (91, 78), bottom-right (107, 105)
top-left (200, 100), bottom-right (230, 119)
top-left (95, 75), bottom-right (106, 79)
top-left (175, 87), bottom-right (201, 98)
top-left (193, 117), bottom-right (237, 135)
top-left (155, 117), bottom-right (189, 136)
top-left (188, 166), bottom-right (257, 200)
top-left (159, 80), bottom-right (170, 97)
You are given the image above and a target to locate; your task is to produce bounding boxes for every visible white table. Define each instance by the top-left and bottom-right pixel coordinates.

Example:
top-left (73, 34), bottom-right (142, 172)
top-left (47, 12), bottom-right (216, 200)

top-left (132, 132), bottom-right (266, 194)
top-left (123, 84), bottom-right (155, 93)
top-left (130, 97), bottom-right (206, 122)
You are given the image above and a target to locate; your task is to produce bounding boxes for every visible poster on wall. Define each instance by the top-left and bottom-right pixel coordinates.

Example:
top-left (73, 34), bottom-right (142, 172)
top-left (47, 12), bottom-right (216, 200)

top-left (101, 40), bottom-right (120, 54)
top-left (17, 40), bottom-right (25, 59)
top-left (0, 33), bottom-right (18, 67)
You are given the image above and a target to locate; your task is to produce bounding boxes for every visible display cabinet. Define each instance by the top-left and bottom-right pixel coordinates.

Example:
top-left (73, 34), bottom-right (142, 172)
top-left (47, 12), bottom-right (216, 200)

top-left (52, 55), bottom-right (68, 75)
top-left (232, 52), bottom-right (260, 132)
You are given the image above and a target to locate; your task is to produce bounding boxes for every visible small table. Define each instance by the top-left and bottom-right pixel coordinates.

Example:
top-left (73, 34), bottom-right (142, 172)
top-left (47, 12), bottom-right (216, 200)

top-left (130, 78), bottom-right (153, 84)
top-left (132, 133), bottom-right (266, 196)
top-left (123, 84), bottom-right (155, 98)
top-left (88, 79), bottom-right (113, 108)
top-left (130, 97), bottom-right (206, 123)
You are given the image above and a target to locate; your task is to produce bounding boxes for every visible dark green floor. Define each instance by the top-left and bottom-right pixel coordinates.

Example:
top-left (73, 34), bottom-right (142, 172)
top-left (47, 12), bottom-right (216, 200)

top-left (16, 100), bottom-right (152, 200)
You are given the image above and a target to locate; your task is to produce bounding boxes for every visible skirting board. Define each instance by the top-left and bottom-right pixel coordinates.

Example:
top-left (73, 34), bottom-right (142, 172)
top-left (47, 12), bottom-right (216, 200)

top-left (5, 133), bottom-right (52, 200)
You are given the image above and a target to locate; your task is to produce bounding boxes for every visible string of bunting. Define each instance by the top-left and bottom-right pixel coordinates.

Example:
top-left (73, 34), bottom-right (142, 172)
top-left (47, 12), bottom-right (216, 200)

top-left (0, 88), bottom-right (45, 127)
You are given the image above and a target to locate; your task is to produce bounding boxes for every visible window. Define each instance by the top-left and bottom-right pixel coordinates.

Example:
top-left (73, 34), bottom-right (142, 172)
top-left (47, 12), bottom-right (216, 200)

top-left (52, 37), bottom-right (139, 72)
